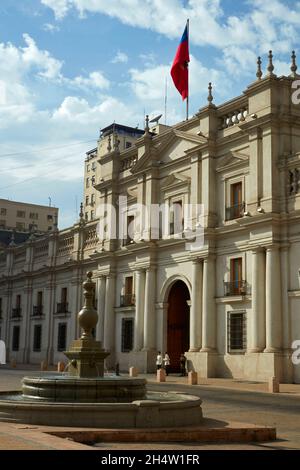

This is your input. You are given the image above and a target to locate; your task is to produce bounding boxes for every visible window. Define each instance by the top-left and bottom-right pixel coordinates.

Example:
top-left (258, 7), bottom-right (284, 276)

top-left (61, 288), bottom-right (67, 304)
top-left (33, 325), bottom-right (42, 352)
top-left (12, 326), bottom-right (20, 351)
top-left (121, 318), bottom-right (134, 352)
top-left (0, 208), bottom-right (7, 216)
top-left (16, 295), bottom-right (21, 308)
top-left (0, 298), bottom-right (2, 317)
top-left (48, 226), bottom-right (52, 231)
top-left (29, 212), bottom-right (38, 220)
top-left (85, 212), bottom-right (88, 221)
top-left (37, 291), bottom-right (43, 307)
top-left (56, 288), bottom-right (68, 314)
top-left (0, 220), bottom-right (6, 228)
top-left (125, 141), bottom-right (132, 149)
top-left (86, 164), bottom-right (90, 172)
top-left (170, 200), bottom-right (183, 235)
top-left (125, 276), bottom-right (133, 296)
top-left (91, 194), bottom-right (95, 205)
top-left (17, 210), bottom-right (25, 218)
top-left (231, 258), bottom-right (243, 294)
top-left (121, 277), bottom-right (134, 306)
top-left (16, 222), bottom-right (25, 230)
top-left (227, 312), bottom-right (246, 353)
top-left (123, 215), bottom-right (134, 245)
top-left (47, 214), bottom-right (53, 221)
top-left (91, 210), bottom-right (94, 220)
top-left (85, 196), bottom-right (89, 206)
top-left (86, 178), bottom-right (89, 188)
top-left (91, 162), bottom-right (96, 171)
top-left (57, 323), bottom-right (67, 351)
top-left (226, 182), bottom-right (244, 220)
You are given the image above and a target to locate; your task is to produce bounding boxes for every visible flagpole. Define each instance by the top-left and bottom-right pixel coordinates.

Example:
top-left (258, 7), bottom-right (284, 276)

top-left (186, 18), bottom-right (189, 121)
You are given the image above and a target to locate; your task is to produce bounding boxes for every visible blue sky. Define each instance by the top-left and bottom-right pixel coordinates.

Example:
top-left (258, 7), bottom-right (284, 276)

top-left (0, 0), bottom-right (299, 228)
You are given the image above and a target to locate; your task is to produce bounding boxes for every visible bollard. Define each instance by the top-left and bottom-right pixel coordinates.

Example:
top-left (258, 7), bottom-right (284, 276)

top-left (269, 376), bottom-right (279, 393)
top-left (129, 366), bottom-right (139, 377)
top-left (57, 361), bottom-right (65, 372)
top-left (157, 368), bottom-right (166, 383)
top-left (188, 371), bottom-right (198, 385)
top-left (10, 358), bottom-right (17, 368)
top-left (41, 360), bottom-right (48, 371)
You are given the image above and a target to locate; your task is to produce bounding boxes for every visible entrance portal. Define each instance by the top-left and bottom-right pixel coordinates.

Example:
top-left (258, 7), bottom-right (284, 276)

top-left (167, 280), bottom-right (190, 372)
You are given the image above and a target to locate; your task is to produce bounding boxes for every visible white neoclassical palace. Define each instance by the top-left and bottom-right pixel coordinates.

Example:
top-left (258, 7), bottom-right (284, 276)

top-left (1, 56), bottom-right (300, 383)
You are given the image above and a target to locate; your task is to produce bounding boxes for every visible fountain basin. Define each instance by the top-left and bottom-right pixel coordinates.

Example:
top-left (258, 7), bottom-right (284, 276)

top-left (0, 391), bottom-right (203, 428)
top-left (22, 375), bottom-right (147, 403)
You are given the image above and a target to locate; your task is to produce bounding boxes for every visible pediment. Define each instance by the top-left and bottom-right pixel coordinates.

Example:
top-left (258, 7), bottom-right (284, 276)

top-left (216, 151), bottom-right (249, 171)
top-left (156, 129), bottom-right (207, 155)
top-left (161, 172), bottom-right (191, 190)
top-left (127, 187), bottom-right (138, 198)
top-left (131, 128), bottom-right (207, 173)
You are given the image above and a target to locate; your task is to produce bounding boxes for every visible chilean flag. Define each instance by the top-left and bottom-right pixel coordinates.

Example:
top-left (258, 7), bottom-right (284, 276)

top-left (170, 23), bottom-right (190, 101)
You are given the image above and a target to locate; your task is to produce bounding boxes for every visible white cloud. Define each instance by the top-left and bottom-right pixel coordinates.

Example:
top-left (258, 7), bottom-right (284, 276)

top-left (43, 22), bottom-right (60, 32)
top-left (52, 95), bottom-right (130, 124)
top-left (111, 51), bottom-right (128, 64)
top-left (41, 0), bottom-right (300, 61)
top-left (22, 33), bottom-right (63, 79)
top-left (41, 0), bottom-right (70, 20)
top-left (65, 71), bottom-right (110, 90)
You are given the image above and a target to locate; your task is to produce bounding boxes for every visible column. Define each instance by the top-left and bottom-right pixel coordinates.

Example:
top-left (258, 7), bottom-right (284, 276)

top-left (189, 260), bottom-right (202, 351)
top-left (280, 246), bottom-right (290, 351)
top-left (201, 256), bottom-right (216, 352)
top-left (22, 281), bottom-right (33, 363)
top-left (155, 302), bottom-right (168, 354)
top-left (96, 276), bottom-right (106, 342)
top-left (265, 246), bottom-right (282, 352)
top-left (103, 274), bottom-right (116, 352)
top-left (250, 249), bottom-right (266, 352)
top-left (45, 277), bottom-right (55, 365)
top-left (70, 276), bottom-right (80, 341)
top-left (134, 269), bottom-right (145, 351)
top-left (143, 267), bottom-right (156, 350)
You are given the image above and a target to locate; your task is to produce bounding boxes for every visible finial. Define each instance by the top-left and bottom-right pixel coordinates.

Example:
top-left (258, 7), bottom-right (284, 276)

top-left (256, 57), bottom-right (262, 80)
top-left (267, 50), bottom-right (275, 76)
top-left (107, 133), bottom-right (112, 152)
top-left (207, 82), bottom-right (214, 105)
top-left (144, 114), bottom-right (150, 136)
top-left (78, 202), bottom-right (85, 226)
top-left (290, 50), bottom-right (298, 78)
top-left (79, 202), bottom-right (84, 219)
top-left (78, 272), bottom-right (98, 340)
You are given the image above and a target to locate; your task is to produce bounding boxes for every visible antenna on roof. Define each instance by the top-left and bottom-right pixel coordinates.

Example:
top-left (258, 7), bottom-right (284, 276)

top-left (149, 114), bottom-right (163, 125)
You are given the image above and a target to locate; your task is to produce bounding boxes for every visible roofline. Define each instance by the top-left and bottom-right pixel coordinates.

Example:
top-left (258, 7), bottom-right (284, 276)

top-left (0, 199), bottom-right (59, 211)
top-left (100, 123), bottom-right (144, 135)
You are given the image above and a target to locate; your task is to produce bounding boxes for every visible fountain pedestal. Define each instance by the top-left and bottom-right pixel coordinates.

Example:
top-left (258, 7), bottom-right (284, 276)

top-left (64, 338), bottom-right (109, 378)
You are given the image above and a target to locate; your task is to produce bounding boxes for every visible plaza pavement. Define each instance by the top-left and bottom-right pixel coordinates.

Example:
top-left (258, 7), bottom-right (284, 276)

top-left (0, 365), bottom-right (300, 450)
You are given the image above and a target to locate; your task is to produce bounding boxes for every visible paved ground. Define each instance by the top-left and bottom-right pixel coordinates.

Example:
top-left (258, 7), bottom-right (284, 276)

top-left (0, 366), bottom-right (300, 450)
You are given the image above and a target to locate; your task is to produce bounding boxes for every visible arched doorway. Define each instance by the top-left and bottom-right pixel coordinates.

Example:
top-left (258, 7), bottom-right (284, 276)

top-left (167, 280), bottom-right (190, 372)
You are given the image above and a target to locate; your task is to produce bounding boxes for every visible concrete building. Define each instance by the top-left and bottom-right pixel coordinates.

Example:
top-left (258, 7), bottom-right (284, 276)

top-left (0, 55), bottom-right (300, 383)
top-left (84, 124), bottom-right (144, 223)
top-left (0, 199), bottom-right (58, 233)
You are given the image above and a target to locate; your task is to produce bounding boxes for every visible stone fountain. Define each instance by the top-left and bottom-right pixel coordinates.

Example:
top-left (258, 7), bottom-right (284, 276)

top-left (0, 273), bottom-right (203, 428)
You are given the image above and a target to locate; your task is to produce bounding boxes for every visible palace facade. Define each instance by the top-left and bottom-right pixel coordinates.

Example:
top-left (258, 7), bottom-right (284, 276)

top-left (1, 59), bottom-right (300, 382)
